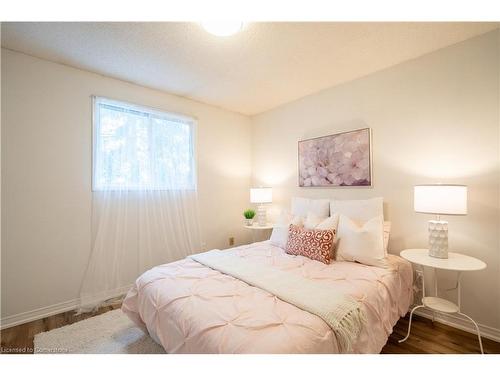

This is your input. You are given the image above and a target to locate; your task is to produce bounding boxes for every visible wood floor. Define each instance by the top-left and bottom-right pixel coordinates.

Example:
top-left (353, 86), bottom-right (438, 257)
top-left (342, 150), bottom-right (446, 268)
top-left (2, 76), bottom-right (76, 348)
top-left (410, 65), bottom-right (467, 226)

top-left (382, 314), bottom-right (500, 354)
top-left (1, 304), bottom-right (499, 354)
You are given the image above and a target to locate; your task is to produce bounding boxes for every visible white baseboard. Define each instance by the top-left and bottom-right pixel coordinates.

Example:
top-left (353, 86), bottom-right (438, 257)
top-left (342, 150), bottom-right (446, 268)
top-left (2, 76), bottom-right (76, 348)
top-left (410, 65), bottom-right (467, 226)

top-left (415, 307), bottom-right (500, 343)
top-left (0, 298), bottom-right (80, 330)
top-left (0, 285), bottom-right (132, 330)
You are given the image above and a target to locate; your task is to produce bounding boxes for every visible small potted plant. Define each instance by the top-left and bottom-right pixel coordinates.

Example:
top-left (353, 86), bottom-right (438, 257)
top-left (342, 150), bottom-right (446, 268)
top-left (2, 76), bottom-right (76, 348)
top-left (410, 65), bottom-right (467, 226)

top-left (243, 209), bottom-right (256, 226)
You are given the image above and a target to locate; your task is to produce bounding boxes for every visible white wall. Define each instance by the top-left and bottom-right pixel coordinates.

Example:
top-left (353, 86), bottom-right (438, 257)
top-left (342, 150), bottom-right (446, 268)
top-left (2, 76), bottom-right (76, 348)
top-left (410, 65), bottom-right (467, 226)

top-left (252, 31), bottom-right (500, 333)
top-left (1, 48), bottom-right (252, 322)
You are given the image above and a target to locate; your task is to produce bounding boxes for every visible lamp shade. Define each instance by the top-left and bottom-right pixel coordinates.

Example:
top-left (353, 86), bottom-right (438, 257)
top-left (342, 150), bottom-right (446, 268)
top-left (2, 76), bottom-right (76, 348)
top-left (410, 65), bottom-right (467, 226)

top-left (414, 184), bottom-right (467, 215)
top-left (250, 187), bottom-right (272, 203)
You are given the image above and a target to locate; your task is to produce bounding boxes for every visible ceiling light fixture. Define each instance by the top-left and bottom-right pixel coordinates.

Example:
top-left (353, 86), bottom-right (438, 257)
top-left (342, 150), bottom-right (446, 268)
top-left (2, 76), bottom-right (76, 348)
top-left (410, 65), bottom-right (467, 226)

top-left (201, 21), bottom-right (244, 37)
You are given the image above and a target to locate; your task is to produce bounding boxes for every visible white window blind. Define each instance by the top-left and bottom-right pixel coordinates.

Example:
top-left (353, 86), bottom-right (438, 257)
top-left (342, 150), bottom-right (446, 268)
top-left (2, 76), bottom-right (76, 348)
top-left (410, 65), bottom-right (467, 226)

top-left (92, 97), bottom-right (196, 191)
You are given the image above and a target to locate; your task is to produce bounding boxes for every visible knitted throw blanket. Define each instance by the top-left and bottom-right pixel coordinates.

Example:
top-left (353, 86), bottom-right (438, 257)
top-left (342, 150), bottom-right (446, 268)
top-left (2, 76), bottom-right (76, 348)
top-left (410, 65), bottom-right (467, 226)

top-left (190, 250), bottom-right (366, 353)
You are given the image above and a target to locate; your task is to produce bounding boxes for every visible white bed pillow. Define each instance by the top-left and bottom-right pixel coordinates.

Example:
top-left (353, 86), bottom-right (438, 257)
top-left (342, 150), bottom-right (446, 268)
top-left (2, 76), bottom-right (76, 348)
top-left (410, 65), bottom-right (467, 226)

top-left (330, 197), bottom-right (383, 224)
top-left (291, 197), bottom-right (330, 218)
top-left (336, 214), bottom-right (387, 268)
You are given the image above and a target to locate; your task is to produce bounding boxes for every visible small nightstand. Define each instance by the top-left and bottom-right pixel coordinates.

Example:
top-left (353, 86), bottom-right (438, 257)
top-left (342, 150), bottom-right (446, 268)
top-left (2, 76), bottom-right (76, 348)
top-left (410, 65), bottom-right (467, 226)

top-left (399, 248), bottom-right (486, 353)
top-left (244, 223), bottom-right (273, 242)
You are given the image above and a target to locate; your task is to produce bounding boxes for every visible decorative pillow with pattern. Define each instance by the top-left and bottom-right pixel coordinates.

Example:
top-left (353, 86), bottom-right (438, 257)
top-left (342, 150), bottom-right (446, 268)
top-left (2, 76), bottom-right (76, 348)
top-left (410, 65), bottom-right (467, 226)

top-left (285, 224), bottom-right (336, 264)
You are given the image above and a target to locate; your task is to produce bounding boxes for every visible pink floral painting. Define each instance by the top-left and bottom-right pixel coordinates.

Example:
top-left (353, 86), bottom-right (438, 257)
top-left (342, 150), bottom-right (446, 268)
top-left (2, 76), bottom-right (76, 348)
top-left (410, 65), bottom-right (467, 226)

top-left (298, 128), bottom-right (372, 187)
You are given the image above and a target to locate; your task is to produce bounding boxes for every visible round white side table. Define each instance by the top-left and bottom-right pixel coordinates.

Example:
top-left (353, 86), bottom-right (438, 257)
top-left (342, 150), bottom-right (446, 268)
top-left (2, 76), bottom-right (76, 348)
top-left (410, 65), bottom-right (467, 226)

top-left (399, 249), bottom-right (486, 354)
top-left (244, 223), bottom-right (273, 242)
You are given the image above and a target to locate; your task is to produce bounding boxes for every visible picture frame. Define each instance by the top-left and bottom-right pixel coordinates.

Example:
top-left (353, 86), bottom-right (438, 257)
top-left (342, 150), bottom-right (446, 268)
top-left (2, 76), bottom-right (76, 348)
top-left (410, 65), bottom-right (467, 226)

top-left (298, 127), bottom-right (372, 187)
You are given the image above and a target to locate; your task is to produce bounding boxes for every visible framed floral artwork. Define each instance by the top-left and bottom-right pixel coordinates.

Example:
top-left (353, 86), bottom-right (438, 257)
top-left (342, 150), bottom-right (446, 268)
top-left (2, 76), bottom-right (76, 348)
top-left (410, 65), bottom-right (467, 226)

top-left (298, 128), bottom-right (372, 187)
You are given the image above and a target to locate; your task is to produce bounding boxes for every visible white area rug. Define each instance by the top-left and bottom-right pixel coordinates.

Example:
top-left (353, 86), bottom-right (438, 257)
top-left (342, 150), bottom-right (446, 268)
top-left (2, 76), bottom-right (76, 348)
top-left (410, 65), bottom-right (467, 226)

top-left (34, 309), bottom-right (165, 354)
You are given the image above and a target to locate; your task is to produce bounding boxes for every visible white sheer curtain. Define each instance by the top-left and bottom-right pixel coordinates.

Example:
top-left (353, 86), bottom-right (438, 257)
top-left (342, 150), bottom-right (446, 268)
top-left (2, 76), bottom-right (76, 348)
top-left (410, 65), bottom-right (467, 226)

top-left (79, 97), bottom-right (202, 312)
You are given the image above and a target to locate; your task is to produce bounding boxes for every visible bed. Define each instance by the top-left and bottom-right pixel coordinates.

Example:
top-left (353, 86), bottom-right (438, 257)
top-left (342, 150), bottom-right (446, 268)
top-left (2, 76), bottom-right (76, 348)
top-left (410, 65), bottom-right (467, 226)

top-left (122, 240), bottom-right (413, 353)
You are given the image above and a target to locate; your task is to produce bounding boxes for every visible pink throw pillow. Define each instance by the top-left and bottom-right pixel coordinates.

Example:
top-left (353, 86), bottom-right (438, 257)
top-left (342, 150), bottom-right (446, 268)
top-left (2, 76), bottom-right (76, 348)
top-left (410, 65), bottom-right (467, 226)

top-left (285, 224), bottom-right (335, 264)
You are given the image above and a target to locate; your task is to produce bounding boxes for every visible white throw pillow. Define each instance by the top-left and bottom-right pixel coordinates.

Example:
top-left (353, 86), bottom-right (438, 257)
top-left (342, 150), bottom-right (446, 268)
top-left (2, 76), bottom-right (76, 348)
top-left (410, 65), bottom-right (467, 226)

top-left (269, 226), bottom-right (288, 249)
top-left (291, 197), bottom-right (330, 218)
top-left (270, 210), bottom-right (339, 249)
top-left (316, 214), bottom-right (340, 231)
top-left (290, 215), bottom-right (303, 226)
top-left (269, 212), bottom-right (303, 249)
top-left (316, 214), bottom-right (340, 257)
top-left (330, 197), bottom-right (383, 224)
top-left (336, 214), bottom-right (387, 268)
top-left (304, 212), bottom-right (324, 229)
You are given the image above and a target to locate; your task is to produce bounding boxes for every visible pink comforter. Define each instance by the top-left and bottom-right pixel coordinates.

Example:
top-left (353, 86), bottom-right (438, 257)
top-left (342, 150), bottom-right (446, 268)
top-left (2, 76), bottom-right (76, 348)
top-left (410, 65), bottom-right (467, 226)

top-left (122, 241), bottom-right (413, 353)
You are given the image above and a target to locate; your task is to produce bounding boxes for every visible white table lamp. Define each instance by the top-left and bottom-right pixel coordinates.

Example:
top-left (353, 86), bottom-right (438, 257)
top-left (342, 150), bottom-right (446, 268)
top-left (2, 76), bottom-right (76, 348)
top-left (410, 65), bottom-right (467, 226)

top-left (414, 184), bottom-right (467, 259)
top-left (250, 187), bottom-right (272, 226)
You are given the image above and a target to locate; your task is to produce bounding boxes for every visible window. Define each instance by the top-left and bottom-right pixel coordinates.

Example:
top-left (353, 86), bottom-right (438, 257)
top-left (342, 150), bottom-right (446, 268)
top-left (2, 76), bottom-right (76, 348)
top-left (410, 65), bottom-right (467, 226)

top-left (92, 97), bottom-right (196, 191)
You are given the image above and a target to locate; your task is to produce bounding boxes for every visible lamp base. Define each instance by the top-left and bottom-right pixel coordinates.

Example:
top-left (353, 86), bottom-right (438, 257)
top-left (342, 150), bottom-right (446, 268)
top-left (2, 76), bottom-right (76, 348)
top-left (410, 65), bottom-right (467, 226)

top-left (428, 220), bottom-right (448, 259)
top-left (256, 204), bottom-right (267, 226)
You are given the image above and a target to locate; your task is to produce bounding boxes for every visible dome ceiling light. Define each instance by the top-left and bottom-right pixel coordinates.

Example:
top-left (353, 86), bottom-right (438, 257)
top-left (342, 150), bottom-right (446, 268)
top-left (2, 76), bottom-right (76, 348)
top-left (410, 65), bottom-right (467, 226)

top-left (201, 21), bottom-right (244, 37)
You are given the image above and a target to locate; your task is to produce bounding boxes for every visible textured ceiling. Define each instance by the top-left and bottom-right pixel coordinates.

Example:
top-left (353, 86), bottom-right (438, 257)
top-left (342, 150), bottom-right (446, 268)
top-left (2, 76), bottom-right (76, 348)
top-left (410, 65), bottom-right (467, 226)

top-left (1, 22), bottom-right (498, 115)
